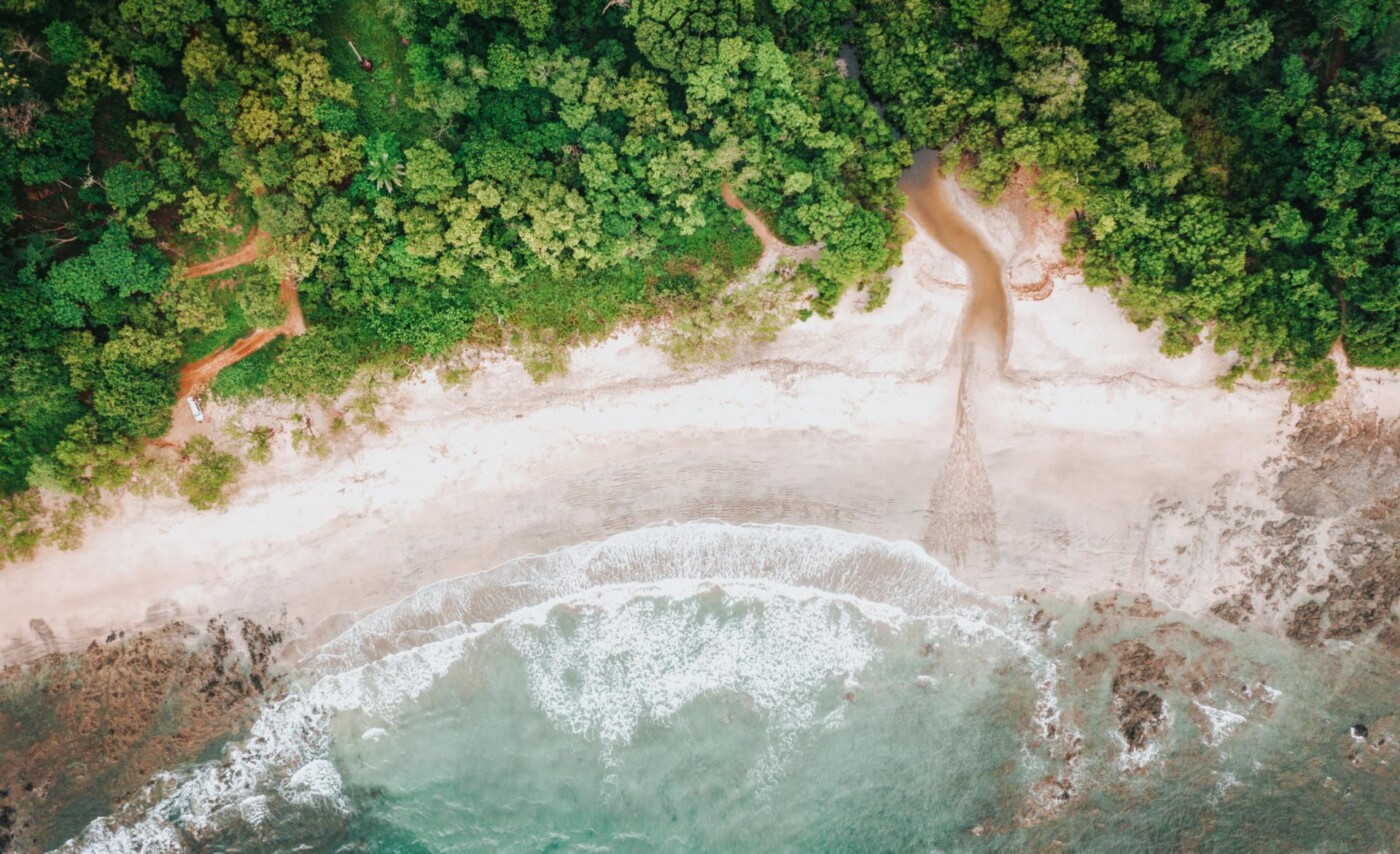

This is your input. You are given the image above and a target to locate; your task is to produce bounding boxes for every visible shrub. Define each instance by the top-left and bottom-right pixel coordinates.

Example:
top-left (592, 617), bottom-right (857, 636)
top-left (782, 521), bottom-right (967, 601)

top-left (0, 491), bottom-right (45, 564)
top-left (178, 436), bottom-right (244, 510)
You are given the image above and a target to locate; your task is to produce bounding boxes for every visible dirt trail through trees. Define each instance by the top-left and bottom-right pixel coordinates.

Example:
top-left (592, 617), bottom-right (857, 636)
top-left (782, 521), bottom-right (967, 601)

top-left (178, 234), bottom-right (305, 399)
top-left (721, 184), bottom-right (821, 273)
top-left (722, 184), bottom-right (785, 254)
top-left (177, 273), bottom-right (305, 399)
top-left (175, 185), bottom-right (783, 434)
top-left (166, 231), bottom-right (306, 441)
top-left (181, 228), bottom-right (266, 278)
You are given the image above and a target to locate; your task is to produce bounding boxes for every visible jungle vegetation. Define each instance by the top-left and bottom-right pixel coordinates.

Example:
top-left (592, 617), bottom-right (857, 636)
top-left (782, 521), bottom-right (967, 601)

top-left (0, 0), bottom-right (904, 520)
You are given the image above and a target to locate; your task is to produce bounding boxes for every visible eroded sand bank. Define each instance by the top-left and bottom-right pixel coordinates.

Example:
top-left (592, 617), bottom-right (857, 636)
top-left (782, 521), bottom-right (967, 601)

top-left (3, 177), bottom-right (1398, 664)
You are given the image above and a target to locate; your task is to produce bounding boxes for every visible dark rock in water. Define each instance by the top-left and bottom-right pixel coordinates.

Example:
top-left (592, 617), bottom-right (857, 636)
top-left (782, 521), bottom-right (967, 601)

top-left (1210, 592), bottom-right (1255, 625)
top-left (1110, 641), bottom-right (1170, 691)
top-left (1286, 601), bottom-right (1323, 645)
top-left (1126, 596), bottom-right (1165, 619)
top-left (0, 619), bottom-right (286, 851)
top-left (1352, 723), bottom-right (1369, 739)
top-left (1116, 689), bottom-right (1167, 751)
top-left (1377, 621), bottom-right (1400, 652)
top-left (1272, 407), bottom-right (1400, 644)
top-left (1106, 640), bottom-right (1183, 755)
top-left (0, 803), bottom-right (15, 854)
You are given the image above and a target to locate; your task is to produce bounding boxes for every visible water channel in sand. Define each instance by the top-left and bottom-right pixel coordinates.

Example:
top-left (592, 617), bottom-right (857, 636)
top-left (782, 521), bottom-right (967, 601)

top-left (899, 148), bottom-right (1009, 569)
top-left (897, 148), bottom-right (1011, 367)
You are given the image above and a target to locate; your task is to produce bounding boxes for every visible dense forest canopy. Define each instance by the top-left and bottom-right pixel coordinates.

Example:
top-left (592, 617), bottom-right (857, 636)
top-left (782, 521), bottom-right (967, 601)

top-left (0, 0), bottom-right (903, 502)
top-left (0, 0), bottom-right (1398, 520)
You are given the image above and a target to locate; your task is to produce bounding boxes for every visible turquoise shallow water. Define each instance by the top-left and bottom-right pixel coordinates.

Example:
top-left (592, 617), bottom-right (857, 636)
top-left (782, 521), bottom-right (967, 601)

top-left (59, 523), bottom-right (1400, 852)
top-left (325, 591), bottom-right (1036, 852)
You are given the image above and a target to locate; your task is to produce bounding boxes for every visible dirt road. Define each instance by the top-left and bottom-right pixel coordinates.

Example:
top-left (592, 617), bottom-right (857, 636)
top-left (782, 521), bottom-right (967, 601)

top-left (166, 231), bottom-right (306, 442)
top-left (181, 228), bottom-right (266, 279)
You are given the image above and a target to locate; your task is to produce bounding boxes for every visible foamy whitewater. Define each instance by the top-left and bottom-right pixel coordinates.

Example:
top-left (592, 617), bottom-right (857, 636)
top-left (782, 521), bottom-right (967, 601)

top-left (57, 523), bottom-right (1400, 851)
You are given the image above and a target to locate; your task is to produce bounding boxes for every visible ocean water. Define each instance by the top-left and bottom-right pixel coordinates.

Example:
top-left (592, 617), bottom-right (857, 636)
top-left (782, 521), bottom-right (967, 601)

top-left (60, 523), bottom-right (1400, 852)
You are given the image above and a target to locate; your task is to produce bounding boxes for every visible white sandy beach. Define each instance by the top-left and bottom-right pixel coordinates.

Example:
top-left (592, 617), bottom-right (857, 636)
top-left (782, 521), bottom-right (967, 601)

top-left (3, 182), bottom-right (1397, 664)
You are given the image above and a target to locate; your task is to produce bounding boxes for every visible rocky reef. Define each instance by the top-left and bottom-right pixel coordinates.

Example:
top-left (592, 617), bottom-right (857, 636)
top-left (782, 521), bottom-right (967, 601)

top-left (0, 619), bottom-right (283, 852)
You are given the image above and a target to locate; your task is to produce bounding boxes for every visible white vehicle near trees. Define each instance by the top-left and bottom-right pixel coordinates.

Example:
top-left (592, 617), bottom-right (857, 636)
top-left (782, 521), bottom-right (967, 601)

top-left (186, 396), bottom-right (205, 423)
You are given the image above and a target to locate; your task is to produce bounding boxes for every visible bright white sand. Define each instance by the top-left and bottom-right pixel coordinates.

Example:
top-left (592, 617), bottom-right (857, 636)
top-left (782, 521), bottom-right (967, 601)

top-left (3, 189), bottom-right (1397, 663)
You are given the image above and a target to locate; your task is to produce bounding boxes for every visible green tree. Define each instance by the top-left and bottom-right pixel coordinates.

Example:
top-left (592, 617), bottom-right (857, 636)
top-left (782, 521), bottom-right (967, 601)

top-left (257, 0), bottom-right (333, 34)
top-left (178, 435), bottom-right (243, 509)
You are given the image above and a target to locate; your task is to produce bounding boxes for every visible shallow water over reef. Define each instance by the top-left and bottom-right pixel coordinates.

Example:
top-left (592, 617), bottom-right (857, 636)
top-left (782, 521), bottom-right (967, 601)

top-left (52, 523), bottom-right (1400, 852)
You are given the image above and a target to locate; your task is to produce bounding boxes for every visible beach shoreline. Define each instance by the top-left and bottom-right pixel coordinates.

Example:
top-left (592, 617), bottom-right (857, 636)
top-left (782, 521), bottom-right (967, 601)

top-left (3, 180), bottom-right (1399, 666)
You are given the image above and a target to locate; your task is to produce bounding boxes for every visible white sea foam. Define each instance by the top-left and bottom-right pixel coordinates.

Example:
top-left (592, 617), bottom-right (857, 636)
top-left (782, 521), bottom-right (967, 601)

top-left (1119, 739), bottom-right (1164, 773)
top-left (236, 795), bottom-right (268, 827)
top-left (284, 759), bottom-right (343, 806)
top-left (1209, 771), bottom-right (1241, 805)
top-left (505, 580), bottom-right (890, 744)
top-left (61, 522), bottom-right (1061, 852)
top-left (304, 522), bottom-right (991, 674)
top-left (1194, 701), bottom-right (1248, 747)
top-left (505, 579), bottom-right (899, 788)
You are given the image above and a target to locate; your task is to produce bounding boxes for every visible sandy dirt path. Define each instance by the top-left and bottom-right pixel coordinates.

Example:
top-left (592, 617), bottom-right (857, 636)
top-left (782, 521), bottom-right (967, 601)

top-left (177, 277), bottom-right (307, 398)
top-left (722, 184), bottom-right (822, 273)
top-left (180, 229), bottom-right (266, 279)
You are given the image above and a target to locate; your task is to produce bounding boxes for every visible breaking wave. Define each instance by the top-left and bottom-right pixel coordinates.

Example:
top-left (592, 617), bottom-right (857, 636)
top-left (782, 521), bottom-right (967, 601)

top-left (62, 522), bottom-right (1068, 852)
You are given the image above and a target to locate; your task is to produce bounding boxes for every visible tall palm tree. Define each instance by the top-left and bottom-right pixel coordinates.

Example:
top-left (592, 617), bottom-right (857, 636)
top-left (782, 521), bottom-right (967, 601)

top-left (366, 151), bottom-right (404, 193)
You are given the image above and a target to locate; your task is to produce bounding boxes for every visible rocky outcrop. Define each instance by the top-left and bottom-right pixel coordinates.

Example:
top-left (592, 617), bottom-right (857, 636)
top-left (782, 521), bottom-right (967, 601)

top-left (0, 619), bottom-right (284, 852)
top-left (1274, 400), bottom-right (1400, 644)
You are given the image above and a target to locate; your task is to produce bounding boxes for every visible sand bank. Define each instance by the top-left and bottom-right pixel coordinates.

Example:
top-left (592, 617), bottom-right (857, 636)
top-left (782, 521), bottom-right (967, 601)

top-left (3, 182), bottom-right (1398, 664)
